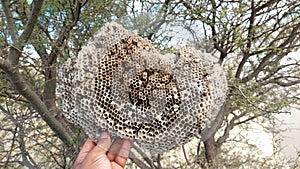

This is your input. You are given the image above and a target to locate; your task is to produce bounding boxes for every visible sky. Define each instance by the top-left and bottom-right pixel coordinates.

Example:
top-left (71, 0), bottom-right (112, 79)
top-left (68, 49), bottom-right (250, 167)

top-left (279, 108), bottom-right (300, 158)
top-left (278, 51), bottom-right (300, 158)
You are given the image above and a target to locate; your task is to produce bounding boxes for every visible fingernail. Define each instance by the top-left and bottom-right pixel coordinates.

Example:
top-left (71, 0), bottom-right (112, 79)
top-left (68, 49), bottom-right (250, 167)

top-left (100, 132), bottom-right (108, 139)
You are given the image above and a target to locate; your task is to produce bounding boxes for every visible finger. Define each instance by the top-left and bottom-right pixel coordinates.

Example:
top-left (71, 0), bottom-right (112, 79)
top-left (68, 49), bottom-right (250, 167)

top-left (73, 138), bottom-right (96, 169)
top-left (79, 132), bottom-right (112, 167)
top-left (111, 161), bottom-right (128, 169)
top-left (114, 139), bottom-right (132, 168)
top-left (107, 139), bottom-right (124, 161)
top-left (91, 131), bottom-right (112, 154)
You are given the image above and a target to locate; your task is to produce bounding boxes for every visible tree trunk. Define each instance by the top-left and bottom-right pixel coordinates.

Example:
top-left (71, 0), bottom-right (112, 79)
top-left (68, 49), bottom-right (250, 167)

top-left (204, 135), bottom-right (221, 168)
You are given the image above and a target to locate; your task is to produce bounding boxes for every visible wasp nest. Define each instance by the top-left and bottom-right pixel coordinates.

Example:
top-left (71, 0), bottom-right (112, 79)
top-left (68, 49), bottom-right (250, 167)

top-left (57, 22), bottom-right (227, 153)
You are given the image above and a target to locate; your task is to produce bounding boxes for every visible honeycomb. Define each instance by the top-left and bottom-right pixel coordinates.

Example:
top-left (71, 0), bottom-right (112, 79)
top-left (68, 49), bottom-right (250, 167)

top-left (57, 22), bottom-right (227, 153)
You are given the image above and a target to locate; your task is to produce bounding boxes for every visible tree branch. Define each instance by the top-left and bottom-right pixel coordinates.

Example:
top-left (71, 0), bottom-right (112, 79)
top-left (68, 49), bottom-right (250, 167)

top-left (256, 0), bottom-right (278, 11)
top-left (1, 0), bottom-right (18, 42)
top-left (216, 117), bottom-right (236, 145)
top-left (200, 103), bottom-right (227, 141)
top-left (129, 156), bottom-right (151, 169)
top-left (235, 0), bottom-right (256, 79)
top-left (4, 126), bottom-right (17, 168)
top-left (0, 105), bottom-right (36, 168)
top-left (3, 0), bottom-right (44, 66)
top-left (18, 0), bottom-right (44, 46)
top-left (264, 78), bottom-right (300, 87)
top-left (240, 22), bottom-right (300, 83)
top-left (260, 63), bottom-right (300, 81)
top-left (209, 0), bottom-right (227, 64)
top-left (182, 145), bottom-right (191, 165)
top-left (40, 2), bottom-right (83, 137)
top-left (132, 143), bottom-right (156, 168)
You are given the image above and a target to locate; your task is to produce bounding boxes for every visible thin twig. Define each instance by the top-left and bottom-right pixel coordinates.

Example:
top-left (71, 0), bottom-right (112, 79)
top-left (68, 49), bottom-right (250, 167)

top-left (132, 143), bottom-right (156, 168)
top-left (4, 126), bottom-right (17, 168)
top-left (157, 154), bottom-right (162, 169)
top-left (129, 152), bottom-right (151, 169)
top-left (182, 145), bottom-right (191, 165)
top-left (0, 105), bottom-right (36, 168)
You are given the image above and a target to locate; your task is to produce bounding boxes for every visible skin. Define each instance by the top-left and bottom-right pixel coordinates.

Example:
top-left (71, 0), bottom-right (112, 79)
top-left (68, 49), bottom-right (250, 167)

top-left (73, 132), bottom-right (132, 169)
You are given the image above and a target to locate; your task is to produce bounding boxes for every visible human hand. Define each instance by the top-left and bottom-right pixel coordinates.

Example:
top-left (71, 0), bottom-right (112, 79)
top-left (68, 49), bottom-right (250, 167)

top-left (73, 132), bottom-right (132, 169)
